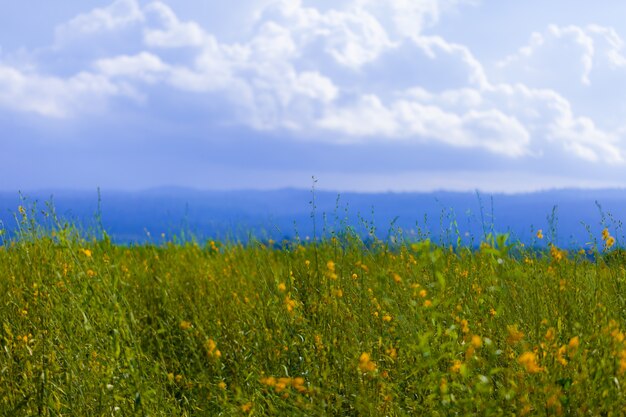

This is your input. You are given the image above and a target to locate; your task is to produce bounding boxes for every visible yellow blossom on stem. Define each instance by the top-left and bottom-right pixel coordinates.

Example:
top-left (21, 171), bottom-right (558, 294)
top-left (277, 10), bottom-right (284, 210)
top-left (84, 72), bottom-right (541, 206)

top-left (206, 339), bottom-right (221, 359)
top-left (358, 352), bottom-right (377, 373)
top-left (606, 236), bottom-right (616, 250)
top-left (557, 345), bottom-right (568, 366)
top-left (284, 296), bottom-right (298, 313)
top-left (550, 245), bottom-right (564, 262)
top-left (518, 351), bottom-right (543, 373)
top-left (568, 336), bottom-right (579, 353)
top-left (536, 229), bottom-right (543, 239)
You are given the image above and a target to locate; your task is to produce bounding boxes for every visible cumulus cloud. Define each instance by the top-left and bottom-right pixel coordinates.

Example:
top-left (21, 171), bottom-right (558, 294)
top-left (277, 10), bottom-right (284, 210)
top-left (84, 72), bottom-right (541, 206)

top-left (0, 64), bottom-right (134, 118)
top-left (56, 0), bottom-right (144, 40)
top-left (1, 0), bottom-right (625, 166)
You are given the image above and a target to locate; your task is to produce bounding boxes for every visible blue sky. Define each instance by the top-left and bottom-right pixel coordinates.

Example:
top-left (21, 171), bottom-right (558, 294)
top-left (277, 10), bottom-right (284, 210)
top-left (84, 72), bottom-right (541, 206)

top-left (2, 0), bottom-right (626, 192)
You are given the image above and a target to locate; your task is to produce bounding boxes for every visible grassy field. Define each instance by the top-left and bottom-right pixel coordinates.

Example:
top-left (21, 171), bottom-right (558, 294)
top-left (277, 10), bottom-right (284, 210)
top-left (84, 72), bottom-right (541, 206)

top-left (2, 207), bottom-right (626, 415)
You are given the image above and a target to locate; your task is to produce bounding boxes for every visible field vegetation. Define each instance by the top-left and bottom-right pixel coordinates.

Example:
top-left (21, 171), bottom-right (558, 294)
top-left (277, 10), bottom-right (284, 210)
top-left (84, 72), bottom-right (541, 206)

top-left (2, 203), bottom-right (626, 415)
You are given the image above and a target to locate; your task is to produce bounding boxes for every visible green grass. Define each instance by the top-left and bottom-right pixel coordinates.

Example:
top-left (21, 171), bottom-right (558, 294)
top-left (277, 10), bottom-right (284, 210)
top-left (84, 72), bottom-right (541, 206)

top-left (2, 208), bottom-right (626, 415)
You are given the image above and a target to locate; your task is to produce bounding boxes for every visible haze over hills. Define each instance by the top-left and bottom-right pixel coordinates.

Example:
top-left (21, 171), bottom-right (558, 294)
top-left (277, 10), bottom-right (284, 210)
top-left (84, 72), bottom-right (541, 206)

top-left (1, 188), bottom-right (625, 248)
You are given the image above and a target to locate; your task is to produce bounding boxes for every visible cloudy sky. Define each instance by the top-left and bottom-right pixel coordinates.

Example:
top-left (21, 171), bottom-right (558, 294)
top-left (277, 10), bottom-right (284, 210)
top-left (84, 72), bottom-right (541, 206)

top-left (2, 0), bottom-right (626, 192)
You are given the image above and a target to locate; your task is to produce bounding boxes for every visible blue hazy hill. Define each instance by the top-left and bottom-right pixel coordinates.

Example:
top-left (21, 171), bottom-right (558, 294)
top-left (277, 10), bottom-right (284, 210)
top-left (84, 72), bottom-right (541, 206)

top-left (1, 188), bottom-right (625, 247)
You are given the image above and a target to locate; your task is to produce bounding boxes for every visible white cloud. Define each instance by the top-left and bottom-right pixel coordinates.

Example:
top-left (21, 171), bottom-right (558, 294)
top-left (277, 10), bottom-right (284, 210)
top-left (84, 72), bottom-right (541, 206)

top-left (95, 52), bottom-right (169, 82)
top-left (318, 93), bottom-right (530, 156)
top-left (143, 2), bottom-right (207, 48)
top-left (497, 25), bottom-right (595, 86)
top-left (1, 0), bottom-right (626, 167)
top-left (355, 0), bottom-right (477, 38)
top-left (55, 0), bottom-right (143, 42)
top-left (0, 65), bottom-right (132, 118)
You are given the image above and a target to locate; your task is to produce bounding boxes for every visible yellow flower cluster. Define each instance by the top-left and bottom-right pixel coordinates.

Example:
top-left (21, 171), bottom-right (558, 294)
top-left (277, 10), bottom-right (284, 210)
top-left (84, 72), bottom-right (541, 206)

top-left (240, 402), bottom-right (253, 413)
top-left (518, 351), bottom-right (543, 373)
top-left (284, 295), bottom-right (298, 313)
top-left (602, 228), bottom-right (616, 250)
top-left (260, 376), bottom-right (308, 394)
top-left (205, 338), bottom-right (221, 359)
top-left (358, 352), bottom-right (377, 373)
top-left (550, 245), bottom-right (564, 262)
top-left (326, 260), bottom-right (338, 280)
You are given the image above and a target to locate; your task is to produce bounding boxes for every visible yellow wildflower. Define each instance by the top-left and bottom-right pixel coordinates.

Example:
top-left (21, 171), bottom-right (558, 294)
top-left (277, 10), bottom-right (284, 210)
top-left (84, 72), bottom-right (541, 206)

top-left (277, 282), bottom-right (286, 292)
top-left (382, 314), bottom-right (392, 322)
top-left (424, 300), bottom-right (432, 307)
top-left (550, 245), bottom-right (564, 262)
top-left (285, 296), bottom-right (298, 313)
top-left (536, 229), bottom-right (543, 239)
top-left (386, 347), bottom-right (397, 359)
top-left (358, 352), bottom-right (377, 373)
top-left (241, 402), bottom-right (253, 413)
top-left (471, 335), bottom-right (482, 348)
top-left (206, 339), bottom-right (221, 358)
top-left (260, 376), bottom-right (277, 387)
top-left (81, 248), bottom-right (92, 257)
top-left (557, 345), bottom-right (568, 366)
top-left (606, 236), bottom-right (616, 249)
top-left (218, 381), bottom-right (227, 390)
top-left (518, 351), bottom-right (543, 373)
top-left (602, 228), bottom-right (610, 241)
top-left (179, 320), bottom-right (192, 330)
top-left (568, 336), bottom-right (579, 353)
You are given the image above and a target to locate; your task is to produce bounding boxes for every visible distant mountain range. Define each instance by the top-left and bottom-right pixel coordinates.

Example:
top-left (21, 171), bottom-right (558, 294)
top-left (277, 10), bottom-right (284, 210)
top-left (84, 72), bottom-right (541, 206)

top-left (2, 187), bottom-right (626, 248)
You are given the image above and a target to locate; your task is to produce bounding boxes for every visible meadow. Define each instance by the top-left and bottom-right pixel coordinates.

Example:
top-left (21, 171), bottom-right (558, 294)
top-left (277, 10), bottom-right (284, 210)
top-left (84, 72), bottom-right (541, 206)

top-left (2, 205), bottom-right (626, 416)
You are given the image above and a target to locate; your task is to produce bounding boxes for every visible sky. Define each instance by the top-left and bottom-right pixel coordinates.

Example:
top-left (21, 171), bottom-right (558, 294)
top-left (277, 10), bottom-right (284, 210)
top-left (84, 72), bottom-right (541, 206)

top-left (2, 0), bottom-right (626, 193)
